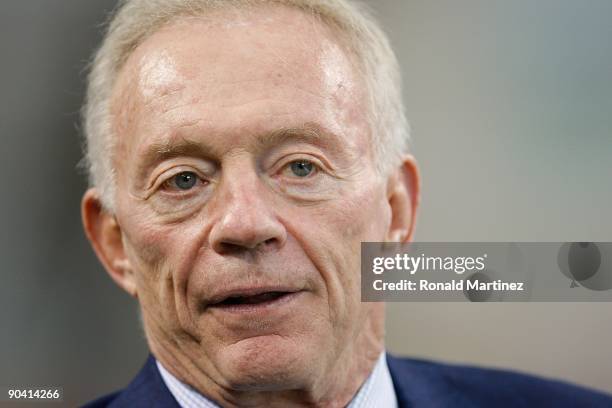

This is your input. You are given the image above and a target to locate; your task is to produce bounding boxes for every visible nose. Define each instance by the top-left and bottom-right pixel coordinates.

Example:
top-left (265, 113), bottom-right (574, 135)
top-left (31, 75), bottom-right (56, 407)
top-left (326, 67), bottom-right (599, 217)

top-left (208, 168), bottom-right (287, 255)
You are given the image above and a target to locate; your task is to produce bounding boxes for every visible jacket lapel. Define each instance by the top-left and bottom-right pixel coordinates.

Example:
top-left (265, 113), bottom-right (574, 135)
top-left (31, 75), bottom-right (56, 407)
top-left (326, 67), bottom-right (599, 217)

top-left (110, 355), bottom-right (181, 408)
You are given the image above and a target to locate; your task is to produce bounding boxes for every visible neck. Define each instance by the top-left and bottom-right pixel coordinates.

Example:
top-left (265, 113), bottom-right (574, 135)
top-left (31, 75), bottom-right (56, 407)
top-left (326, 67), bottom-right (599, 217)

top-left (146, 305), bottom-right (386, 407)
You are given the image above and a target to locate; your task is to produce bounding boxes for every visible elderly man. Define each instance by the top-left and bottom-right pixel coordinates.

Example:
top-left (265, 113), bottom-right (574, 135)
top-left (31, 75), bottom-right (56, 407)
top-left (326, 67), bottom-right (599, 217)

top-left (81, 0), bottom-right (611, 407)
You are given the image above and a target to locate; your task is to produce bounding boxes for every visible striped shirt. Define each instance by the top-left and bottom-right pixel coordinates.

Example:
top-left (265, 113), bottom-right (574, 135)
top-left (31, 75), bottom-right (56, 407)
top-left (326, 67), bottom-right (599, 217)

top-left (157, 352), bottom-right (398, 408)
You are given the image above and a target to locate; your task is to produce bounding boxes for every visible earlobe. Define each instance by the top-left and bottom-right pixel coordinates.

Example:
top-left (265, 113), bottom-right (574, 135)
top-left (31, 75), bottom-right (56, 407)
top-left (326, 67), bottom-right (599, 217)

top-left (81, 189), bottom-right (137, 297)
top-left (386, 155), bottom-right (420, 243)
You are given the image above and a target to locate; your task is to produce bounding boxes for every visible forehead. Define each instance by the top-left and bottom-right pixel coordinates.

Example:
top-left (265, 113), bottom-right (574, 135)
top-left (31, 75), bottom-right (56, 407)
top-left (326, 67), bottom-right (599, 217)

top-left (111, 5), bottom-right (369, 157)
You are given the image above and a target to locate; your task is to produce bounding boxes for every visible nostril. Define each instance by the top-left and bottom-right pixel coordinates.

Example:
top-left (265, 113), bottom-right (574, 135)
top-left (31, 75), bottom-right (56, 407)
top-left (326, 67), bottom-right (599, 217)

top-left (216, 241), bottom-right (247, 255)
top-left (214, 237), bottom-right (279, 255)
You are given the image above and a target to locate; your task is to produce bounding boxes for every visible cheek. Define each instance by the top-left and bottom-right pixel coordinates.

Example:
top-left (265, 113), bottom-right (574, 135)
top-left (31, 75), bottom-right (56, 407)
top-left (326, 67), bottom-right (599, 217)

top-left (121, 218), bottom-right (173, 319)
top-left (296, 181), bottom-right (389, 318)
top-left (121, 213), bottom-right (208, 336)
top-left (122, 213), bottom-right (170, 273)
top-left (120, 207), bottom-right (205, 301)
top-left (120, 201), bottom-right (204, 270)
top-left (318, 181), bottom-right (389, 250)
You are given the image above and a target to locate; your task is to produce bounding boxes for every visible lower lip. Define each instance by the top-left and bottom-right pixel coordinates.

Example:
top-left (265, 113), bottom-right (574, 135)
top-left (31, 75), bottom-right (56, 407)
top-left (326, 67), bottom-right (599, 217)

top-left (207, 291), bottom-right (303, 315)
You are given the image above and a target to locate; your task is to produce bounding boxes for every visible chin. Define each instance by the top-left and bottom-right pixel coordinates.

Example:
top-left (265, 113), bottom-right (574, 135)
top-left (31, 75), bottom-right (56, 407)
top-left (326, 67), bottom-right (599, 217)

top-left (216, 333), bottom-right (318, 391)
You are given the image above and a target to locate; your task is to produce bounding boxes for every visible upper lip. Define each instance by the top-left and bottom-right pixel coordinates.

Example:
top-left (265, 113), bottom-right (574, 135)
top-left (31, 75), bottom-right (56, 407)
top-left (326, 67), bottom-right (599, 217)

top-left (205, 286), bottom-right (301, 306)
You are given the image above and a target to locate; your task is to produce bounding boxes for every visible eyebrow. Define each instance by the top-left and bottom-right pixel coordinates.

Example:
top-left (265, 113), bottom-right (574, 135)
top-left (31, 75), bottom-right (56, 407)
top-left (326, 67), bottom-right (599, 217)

top-left (136, 138), bottom-right (215, 178)
top-left (254, 123), bottom-right (338, 152)
top-left (135, 123), bottom-right (342, 176)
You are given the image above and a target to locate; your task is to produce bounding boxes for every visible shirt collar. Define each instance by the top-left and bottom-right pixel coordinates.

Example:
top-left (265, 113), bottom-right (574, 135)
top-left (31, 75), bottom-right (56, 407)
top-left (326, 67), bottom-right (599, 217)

top-left (157, 352), bottom-right (398, 408)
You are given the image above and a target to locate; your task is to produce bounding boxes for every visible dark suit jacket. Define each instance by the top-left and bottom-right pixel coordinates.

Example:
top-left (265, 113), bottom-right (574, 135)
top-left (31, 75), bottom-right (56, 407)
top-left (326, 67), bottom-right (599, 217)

top-left (83, 354), bottom-right (612, 407)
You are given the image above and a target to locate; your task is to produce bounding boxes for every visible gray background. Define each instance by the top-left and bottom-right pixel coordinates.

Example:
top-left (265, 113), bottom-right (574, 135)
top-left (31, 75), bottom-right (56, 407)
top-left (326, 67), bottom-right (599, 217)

top-left (1, 0), bottom-right (610, 405)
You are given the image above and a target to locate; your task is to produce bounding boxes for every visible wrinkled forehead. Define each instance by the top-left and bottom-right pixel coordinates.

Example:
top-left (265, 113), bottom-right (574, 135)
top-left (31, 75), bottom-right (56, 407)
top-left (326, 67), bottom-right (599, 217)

top-left (110, 5), bottom-right (367, 127)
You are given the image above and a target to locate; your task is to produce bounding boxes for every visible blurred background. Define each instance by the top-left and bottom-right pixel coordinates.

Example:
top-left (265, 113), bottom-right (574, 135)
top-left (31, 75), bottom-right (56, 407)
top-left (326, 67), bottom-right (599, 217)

top-left (1, 0), bottom-right (610, 405)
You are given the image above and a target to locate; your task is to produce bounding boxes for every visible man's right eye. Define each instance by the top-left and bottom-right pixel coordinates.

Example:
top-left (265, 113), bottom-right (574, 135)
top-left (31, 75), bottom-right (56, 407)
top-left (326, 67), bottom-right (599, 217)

top-left (166, 171), bottom-right (200, 191)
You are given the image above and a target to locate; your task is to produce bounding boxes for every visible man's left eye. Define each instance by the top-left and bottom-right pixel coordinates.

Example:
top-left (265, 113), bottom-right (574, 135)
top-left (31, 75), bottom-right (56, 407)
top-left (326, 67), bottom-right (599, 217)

top-left (288, 160), bottom-right (315, 177)
top-left (169, 171), bottom-right (199, 190)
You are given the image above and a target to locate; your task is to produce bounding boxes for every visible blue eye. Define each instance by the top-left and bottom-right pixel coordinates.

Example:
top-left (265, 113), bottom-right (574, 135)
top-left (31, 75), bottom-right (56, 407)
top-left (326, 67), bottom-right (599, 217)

top-left (173, 171), bottom-right (198, 190)
top-left (289, 160), bottom-right (314, 177)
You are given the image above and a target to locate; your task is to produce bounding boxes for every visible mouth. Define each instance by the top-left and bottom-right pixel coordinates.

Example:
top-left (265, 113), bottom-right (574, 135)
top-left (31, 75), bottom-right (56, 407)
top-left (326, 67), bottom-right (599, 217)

top-left (206, 288), bottom-right (302, 313)
top-left (216, 291), bottom-right (289, 305)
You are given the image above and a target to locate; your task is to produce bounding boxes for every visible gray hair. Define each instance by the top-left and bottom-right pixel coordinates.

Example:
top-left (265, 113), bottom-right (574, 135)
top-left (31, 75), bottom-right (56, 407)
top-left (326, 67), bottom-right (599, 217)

top-left (82, 0), bottom-right (409, 211)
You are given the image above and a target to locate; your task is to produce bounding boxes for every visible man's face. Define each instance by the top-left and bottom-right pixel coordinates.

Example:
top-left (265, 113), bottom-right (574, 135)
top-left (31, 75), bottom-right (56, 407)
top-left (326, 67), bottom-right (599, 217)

top-left (107, 6), bottom-right (394, 390)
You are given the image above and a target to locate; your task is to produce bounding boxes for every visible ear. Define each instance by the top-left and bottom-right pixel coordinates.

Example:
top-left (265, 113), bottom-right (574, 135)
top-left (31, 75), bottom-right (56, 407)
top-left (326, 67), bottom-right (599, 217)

top-left (81, 188), bottom-right (137, 297)
top-left (386, 155), bottom-right (420, 243)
